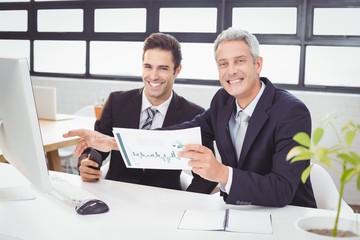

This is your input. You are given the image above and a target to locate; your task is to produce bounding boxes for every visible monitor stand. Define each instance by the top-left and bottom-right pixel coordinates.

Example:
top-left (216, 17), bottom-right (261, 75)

top-left (0, 186), bottom-right (35, 201)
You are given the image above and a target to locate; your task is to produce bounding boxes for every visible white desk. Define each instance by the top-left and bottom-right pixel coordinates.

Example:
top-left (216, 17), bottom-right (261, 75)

top-left (0, 163), bottom-right (356, 240)
top-left (0, 116), bottom-right (95, 171)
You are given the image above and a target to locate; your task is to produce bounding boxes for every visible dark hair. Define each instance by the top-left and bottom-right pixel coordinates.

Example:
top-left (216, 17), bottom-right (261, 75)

top-left (143, 33), bottom-right (182, 71)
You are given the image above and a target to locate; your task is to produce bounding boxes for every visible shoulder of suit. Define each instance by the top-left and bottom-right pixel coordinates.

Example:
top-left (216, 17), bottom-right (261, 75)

top-left (172, 91), bottom-right (204, 113)
top-left (110, 88), bottom-right (142, 97)
top-left (263, 78), bottom-right (307, 108)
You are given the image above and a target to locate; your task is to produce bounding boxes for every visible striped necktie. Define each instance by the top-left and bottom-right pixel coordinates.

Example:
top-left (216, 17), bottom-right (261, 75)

top-left (141, 107), bottom-right (157, 130)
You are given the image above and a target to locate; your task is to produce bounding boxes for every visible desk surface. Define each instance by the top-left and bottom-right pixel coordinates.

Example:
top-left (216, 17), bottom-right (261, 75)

top-left (0, 163), bottom-right (357, 240)
top-left (0, 116), bottom-right (95, 170)
top-left (39, 116), bottom-right (95, 152)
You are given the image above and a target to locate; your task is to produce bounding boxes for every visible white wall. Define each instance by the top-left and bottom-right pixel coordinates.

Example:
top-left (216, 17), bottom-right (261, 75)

top-left (31, 76), bottom-right (360, 205)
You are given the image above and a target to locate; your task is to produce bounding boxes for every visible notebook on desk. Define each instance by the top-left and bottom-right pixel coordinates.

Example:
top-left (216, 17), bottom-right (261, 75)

top-left (32, 86), bottom-right (73, 121)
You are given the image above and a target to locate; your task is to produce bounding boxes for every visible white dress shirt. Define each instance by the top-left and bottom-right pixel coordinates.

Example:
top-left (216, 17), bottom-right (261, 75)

top-left (139, 90), bottom-right (172, 129)
top-left (221, 81), bottom-right (266, 193)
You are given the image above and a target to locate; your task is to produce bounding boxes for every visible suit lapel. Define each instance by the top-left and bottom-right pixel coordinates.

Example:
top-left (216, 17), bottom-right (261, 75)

top-left (163, 91), bottom-right (181, 127)
top-left (122, 89), bottom-right (142, 128)
top-left (237, 78), bottom-right (275, 168)
top-left (217, 97), bottom-right (238, 167)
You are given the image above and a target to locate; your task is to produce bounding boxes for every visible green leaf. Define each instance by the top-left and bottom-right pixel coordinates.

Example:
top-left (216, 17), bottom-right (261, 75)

top-left (312, 127), bottom-right (324, 146)
top-left (286, 146), bottom-right (312, 162)
top-left (349, 152), bottom-right (360, 164)
top-left (338, 153), bottom-right (356, 165)
top-left (293, 132), bottom-right (310, 147)
top-left (344, 130), bottom-right (355, 146)
top-left (313, 148), bottom-right (332, 166)
top-left (301, 165), bottom-right (312, 183)
top-left (290, 153), bottom-right (312, 163)
top-left (357, 174), bottom-right (360, 190)
top-left (341, 168), bottom-right (357, 184)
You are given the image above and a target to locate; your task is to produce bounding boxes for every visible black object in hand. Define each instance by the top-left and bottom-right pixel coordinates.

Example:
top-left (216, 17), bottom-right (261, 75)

top-left (88, 148), bottom-right (102, 170)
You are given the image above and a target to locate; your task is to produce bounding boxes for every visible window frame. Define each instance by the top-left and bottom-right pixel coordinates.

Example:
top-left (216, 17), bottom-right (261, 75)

top-left (0, 0), bottom-right (358, 94)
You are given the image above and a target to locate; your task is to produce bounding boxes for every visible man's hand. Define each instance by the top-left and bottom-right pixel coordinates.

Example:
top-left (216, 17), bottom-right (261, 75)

top-left (178, 144), bottom-right (228, 186)
top-left (78, 156), bottom-right (102, 182)
top-left (62, 129), bottom-right (118, 157)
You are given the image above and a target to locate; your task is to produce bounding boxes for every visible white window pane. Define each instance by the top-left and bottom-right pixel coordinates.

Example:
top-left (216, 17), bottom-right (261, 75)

top-left (180, 42), bottom-right (218, 80)
top-left (0, 0), bottom-right (29, 2)
top-left (160, 8), bottom-right (217, 33)
top-left (34, 40), bottom-right (86, 74)
top-left (232, 8), bottom-right (297, 34)
top-left (90, 41), bottom-right (143, 76)
top-left (94, 9), bottom-right (146, 33)
top-left (0, 40), bottom-right (30, 64)
top-left (314, 8), bottom-right (360, 36)
top-left (0, 10), bottom-right (27, 31)
top-left (305, 46), bottom-right (360, 87)
top-left (260, 45), bottom-right (300, 84)
top-left (37, 9), bottom-right (83, 32)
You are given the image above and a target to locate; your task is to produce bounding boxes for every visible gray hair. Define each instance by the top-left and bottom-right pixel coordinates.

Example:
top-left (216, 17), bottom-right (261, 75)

top-left (214, 27), bottom-right (260, 63)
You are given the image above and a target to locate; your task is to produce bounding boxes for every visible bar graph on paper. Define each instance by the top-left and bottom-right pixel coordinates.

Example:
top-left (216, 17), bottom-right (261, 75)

top-left (113, 127), bottom-right (201, 170)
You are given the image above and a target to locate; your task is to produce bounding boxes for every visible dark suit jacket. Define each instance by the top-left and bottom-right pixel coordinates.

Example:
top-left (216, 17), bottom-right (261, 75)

top-left (90, 88), bottom-right (217, 194)
top-left (170, 78), bottom-right (317, 208)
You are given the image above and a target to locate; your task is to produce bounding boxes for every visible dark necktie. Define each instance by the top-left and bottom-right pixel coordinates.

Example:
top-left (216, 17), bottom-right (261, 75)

top-left (141, 107), bottom-right (157, 130)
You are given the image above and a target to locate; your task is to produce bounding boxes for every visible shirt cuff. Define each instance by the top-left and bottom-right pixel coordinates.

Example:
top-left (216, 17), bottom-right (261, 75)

top-left (219, 166), bottom-right (233, 194)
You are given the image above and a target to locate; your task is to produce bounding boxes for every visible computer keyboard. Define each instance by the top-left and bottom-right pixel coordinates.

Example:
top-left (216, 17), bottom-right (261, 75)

top-left (49, 174), bottom-right (97, 207)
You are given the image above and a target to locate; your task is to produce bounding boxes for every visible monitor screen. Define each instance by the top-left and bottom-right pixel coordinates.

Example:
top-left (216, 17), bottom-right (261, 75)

top-left (0, 57), bottom-right (51, 201)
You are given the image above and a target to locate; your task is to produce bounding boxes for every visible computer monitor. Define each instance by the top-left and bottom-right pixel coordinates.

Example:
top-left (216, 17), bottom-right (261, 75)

top-left (0, 57), bottom-right (51, 201)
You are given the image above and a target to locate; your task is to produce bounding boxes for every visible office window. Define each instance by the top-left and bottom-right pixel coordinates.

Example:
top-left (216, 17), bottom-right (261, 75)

top-left (1, 0), bottom-right (359, 94)
top-left (232, 8), bottom-right (297, 34)
top-left (0, 40), bottom-right (30, 63)
top-left (90, 41), bottom-right (143, 76)
top-left (94, 9), bottom-right (146, 33)
top-left (34, 40), bottom-right (86, 74)
top-left (159, 8), bottom-right (217, 33)
top-left (313, 8), bottom-right (360, 36)
top-left (260, 45), bottom-right (300, 84)
top-left (37, 9), bottom-right (83, 32)
top-left (0, 0), bottom-right (29, 2)
top-left (0, 10), bottom-right (27, 32)
top-left (305, 46), bottom-right (360, 87)
top-left (179, 43), bottom-right (218, 80)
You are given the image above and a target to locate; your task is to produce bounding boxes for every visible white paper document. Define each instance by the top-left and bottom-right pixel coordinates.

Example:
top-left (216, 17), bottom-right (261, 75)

top-left (113, 127), bottom-right (201, 170)
top-left (178, 209), bottom-right (273, 234)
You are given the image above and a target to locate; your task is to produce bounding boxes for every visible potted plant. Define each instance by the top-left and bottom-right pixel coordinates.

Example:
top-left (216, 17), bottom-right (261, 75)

top-left (286, 113), bottom-right (360, 238)
top-left (94, 97), bottom-right (105, 119)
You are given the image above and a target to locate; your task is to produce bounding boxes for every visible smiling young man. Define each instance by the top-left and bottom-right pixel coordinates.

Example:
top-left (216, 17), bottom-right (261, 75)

top-left (74, 33), bottom-right (216, 193)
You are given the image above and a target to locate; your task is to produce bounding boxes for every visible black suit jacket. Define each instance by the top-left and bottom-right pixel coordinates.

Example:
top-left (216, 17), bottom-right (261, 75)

top-left (91, 88), bottom-right (217, 193)
top-left (169, 78), bottom-right (317, 208)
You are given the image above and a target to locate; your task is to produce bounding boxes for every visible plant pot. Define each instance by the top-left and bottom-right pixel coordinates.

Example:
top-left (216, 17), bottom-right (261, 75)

top-left (94, 106), bottom-right (103, 119)
top-left (296, 216), bottom-right (360, 239)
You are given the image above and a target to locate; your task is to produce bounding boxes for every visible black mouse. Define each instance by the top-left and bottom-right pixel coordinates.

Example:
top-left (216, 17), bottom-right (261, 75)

top-left (75, 199), bottom-right (109, 215)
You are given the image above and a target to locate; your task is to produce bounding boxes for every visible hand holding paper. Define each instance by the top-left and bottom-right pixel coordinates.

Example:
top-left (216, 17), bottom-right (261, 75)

top-left (113, 127), bottom-right (202, 170)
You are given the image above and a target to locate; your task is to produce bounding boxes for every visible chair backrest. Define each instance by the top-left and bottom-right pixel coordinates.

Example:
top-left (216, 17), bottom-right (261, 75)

top-left (310, 163), bottom-right (354, 214)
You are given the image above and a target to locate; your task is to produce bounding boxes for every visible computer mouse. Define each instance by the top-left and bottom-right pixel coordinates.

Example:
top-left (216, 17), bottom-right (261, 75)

top-left (75, 199), bottom-right (109, 215)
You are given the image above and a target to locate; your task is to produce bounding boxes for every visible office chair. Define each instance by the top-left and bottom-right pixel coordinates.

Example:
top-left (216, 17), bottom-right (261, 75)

top-left (310, 163), bottom-right (354, 214)
top-left (59, 105), bottom-right (96, 174)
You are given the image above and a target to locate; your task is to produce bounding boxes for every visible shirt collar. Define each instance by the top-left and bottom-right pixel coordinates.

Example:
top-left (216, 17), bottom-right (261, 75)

top-left (141, 89), bottom-right (173, 116)
top-left (235, 80), bottom-right (265, 117)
